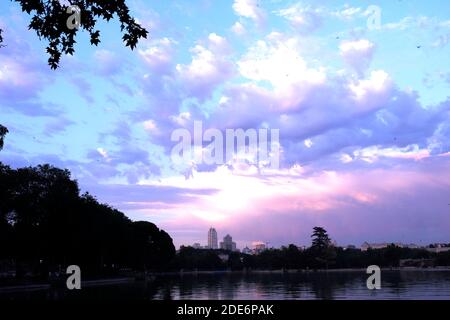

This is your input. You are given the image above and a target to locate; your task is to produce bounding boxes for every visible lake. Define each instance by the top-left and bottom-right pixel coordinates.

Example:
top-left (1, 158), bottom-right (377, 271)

top-left (2, 270), bottom-right (450, 300)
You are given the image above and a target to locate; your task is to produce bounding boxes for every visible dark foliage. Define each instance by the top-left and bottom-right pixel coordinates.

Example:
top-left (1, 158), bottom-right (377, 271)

top-left (172, 247), bottom-right (225, 271)
top-left (240, 244), bottom-right (442, 270)
top-left (436, 251), bottom-right (450, 266)
top-left (172, 232), bottom-right (449, 272)
top-left (0, 28), bottom-right (4, 48)
top-left (0, 125), bottom-right (8, 151)
top-left (0, 163), bottom-right (175, 278)
top-left (311, 227), bottom-right (331, 249)
top-left (310, 227), bottom-right (336, 269)
top-left (3, 0), bottom-right (148, 69)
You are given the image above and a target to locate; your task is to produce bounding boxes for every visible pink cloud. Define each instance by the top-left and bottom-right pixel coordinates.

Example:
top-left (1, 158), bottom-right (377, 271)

top-left (128, 155), bottom-right (450, 248)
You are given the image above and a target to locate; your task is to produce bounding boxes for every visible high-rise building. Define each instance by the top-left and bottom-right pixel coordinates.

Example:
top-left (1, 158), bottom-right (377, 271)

top-left (208, 227), bottom-right (218, 249)
top-left (220, 234), bottom-right (237, 251)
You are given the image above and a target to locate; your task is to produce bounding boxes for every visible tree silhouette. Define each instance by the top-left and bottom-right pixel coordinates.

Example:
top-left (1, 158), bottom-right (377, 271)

top-left (0, 125), bottom-right (8, 151)
top-left (310, 226), bottom-right (336, 269)
top-left (311, 227), bottom-right (331, 250)
top-left (2, 0), bottom-right (148, 69)
top-left (0, 28), bottom-right (4, 48)
top-left (0, 162), bottom-right (176, 278)
top-left (130, 221), bottom-right (176, 271)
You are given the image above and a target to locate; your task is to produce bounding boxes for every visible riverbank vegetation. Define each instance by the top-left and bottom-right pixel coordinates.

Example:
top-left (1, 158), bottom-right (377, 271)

top-left (173, 228), bottom-right (450, 271)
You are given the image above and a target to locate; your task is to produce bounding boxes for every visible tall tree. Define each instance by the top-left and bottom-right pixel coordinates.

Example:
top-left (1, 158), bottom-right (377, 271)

top-left (311, 227), bottom-right (331, 250)
top-left (310, 226), bottom-right (336, 269)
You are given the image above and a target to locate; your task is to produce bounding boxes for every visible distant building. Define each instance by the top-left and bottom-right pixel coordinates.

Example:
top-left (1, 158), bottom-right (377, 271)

top-left (192, 243), bottom-right (202, 249)
top-left (361, 242), bottom-right (387, 251)
top-left (361, 242), bottom-right (408, 251)
top-left (403, 243), bottom-right (420, 249)
top-left (253, 242), bottom-right (267, 254)
top-left (242, 246), bottom-right (252, 255)
top-left (208, 227), bottom-right (218, 249)
top-left (220, 234), bottom-right (237, 251)
top-left (426, 244), bottom-right (450, 253)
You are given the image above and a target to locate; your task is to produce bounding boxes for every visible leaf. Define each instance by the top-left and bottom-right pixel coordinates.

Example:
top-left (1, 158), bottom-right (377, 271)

top-left (12, 0), bottom-right (149, 69)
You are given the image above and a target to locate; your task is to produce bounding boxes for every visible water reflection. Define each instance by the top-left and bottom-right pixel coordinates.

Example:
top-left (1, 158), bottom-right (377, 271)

top-left (2, 270), bottom-right (450, 300)
top-left (159, 271), bottom-right (450, 300)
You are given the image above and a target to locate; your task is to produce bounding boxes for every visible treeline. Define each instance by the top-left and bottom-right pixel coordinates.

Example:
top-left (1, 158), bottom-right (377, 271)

top-left (171, 247), bottom-right (244, 271)
top-left (173, 227), bottom-right (450, 271)
top-left (242, 245), bottom-right (446, 270)
top-left (0, 163), bottom-right (175, 279)
top-left (174, 245), bottom-right (450, 272)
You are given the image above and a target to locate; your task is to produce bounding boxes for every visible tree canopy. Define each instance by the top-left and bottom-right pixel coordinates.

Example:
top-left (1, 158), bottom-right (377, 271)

top-left (310, 227), bottom-right (336, 269)
top-left (311, 227), bottom-right (331, 250)
top-left (0, 163), bottom-right (175, 278)
top-left (1, 0), bottom-right (148, 69)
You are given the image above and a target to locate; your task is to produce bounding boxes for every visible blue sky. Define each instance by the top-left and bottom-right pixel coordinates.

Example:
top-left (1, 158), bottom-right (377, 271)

top-left (1, 0), bottom-right (450, 248)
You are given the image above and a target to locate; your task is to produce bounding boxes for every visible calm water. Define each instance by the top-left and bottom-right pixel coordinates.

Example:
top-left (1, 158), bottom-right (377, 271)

top-left (2, 270), bottom-right (450, 300)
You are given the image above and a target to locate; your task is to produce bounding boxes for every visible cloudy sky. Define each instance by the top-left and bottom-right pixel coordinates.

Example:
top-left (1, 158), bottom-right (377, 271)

top-left (1, 0), bottom-right (450, 249)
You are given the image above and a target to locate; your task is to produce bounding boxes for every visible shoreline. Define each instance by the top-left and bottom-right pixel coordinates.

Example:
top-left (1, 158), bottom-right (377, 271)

top-left (151, 266), bottom-right (450, 276)
top-left (0, 277), bottom-right (135, 293)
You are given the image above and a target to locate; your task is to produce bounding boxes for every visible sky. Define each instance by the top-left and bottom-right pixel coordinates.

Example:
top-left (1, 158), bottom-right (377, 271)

top-left (1, 0), bottom-right (450, 249)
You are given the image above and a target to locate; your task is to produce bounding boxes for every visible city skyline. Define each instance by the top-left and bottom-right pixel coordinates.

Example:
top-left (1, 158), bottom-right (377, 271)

top-left (1, 1), bottom-right (450, 249)
top-left (207, 227), bottom-right (218, 249)
top-left (186, 227), bottom-right (450, 252)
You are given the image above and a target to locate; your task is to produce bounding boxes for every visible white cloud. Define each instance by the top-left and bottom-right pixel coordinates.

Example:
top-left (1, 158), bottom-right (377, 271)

top-left (176, 35), bottom-right (233, 101)
top-left (277, 3), bottom-right (323, 33)
top-left (334, 6), bottom-right (362, 20)
top-left (231, 21), bottom-right (246, 35)
top-left (138, 38), bottom-right (176, 73)
top-left (177, 45), bottom-right (224, 83)
top-left (340, 39), bottom-right (375, 76)
top-left (353, 145), bottom-right (430, 163)
top-left (340, 39), bottom-right (374, 54)
top-left (349, 70), bottom-right (392, 102)
top-left (232, 0), bottom-right (265, 26)
top-left (96, 148), bottom-right (111, 162)
top-left (238, 35), bottom-right (326, 90)
top-left (382, 17), bottom-right (415, 31)
top-left (143, 119), bottom-right (160, 135)
top-left (207, 33), bottom-right (231, 54)
top-left (304, 139), bottom-right (313, 148)
top-left (170, 112), bottom-right (191, 126)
